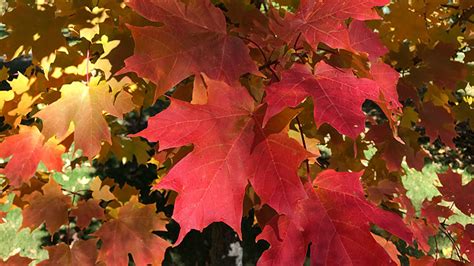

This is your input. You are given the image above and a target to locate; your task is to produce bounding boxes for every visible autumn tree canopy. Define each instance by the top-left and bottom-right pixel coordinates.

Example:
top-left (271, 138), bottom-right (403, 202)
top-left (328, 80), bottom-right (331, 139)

top-left (0, 0), bottom-right (473, 265)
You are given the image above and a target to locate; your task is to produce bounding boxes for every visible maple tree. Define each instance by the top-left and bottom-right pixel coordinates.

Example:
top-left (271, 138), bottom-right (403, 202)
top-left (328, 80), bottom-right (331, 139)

top-left (0, 0), bottom-right (472, 265)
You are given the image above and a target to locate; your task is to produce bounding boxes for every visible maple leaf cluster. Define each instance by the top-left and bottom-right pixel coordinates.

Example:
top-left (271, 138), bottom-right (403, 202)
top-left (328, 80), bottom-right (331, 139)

top-left (0, 0), bottom-right (472, 265)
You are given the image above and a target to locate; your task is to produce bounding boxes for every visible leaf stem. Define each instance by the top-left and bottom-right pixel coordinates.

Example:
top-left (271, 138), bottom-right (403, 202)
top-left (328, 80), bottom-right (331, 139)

top-left (66, 194), bottom-right (75, 245)
top-left (86, 49), bottom-right (90, 85)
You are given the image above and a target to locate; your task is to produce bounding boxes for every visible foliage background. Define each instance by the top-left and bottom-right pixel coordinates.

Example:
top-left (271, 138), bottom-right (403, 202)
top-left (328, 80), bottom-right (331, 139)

top-left (0, 0), bottom-right (472, 265)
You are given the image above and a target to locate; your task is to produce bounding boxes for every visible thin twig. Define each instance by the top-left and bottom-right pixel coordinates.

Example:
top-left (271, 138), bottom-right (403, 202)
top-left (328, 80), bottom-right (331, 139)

top-left (240, 36), bottom-right (268, 63)
top-left (269, 66), bottom-right (280, 81)
top-left (441, 202), bottom-right (455, 224)
top-left (296, 116), bottom-right (311, 180)
top-left (261, 0), bottom-right (268, 12)
top-left (238, 36), bottom-right (282, 81)
top-left (441, 4), bottom-right (459, 9)
top-left (61, 188), bottom-right (87, 198)
top-left (258, 59), bottom-right (280, 71)
top-left (293, 32), bottom-right (302, 50)
top-left (439, 225), bottom-right (466, 262)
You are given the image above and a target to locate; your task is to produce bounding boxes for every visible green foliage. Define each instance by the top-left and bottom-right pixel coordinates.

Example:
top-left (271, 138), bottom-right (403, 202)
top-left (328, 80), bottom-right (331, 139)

top-left (0, 195), bottom-right (48, 263)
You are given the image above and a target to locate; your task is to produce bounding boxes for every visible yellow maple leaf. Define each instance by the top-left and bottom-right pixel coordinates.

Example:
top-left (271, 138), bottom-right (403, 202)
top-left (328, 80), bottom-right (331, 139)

top-left (35, 77), bottom-right (124, 158)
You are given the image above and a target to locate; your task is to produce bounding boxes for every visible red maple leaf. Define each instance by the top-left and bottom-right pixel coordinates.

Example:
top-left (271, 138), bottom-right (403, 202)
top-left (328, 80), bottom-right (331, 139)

top-left (421, 196), bottom-right (454, 226)
top-left (264, 62), bottom-right (381, 138)
top-left (370, 61), bottom-right (402, 114)
top-left (349, 20), bottom-right (389, 61)
top-left (249, 133), bottom-right (310, 216)
top-left (437, 170), bottom-right (473, 216)
top-left (410, 256), bottom-right (465, 266)
top-left (133, 78), bottom-right (256, 243)
top-left (419, 102), bottom-right (457, 148)
top-left (449, 223), bottom-right (474, 262)
top-left (0, 126), bottom-right (64, 187)
top-left (366, 124), bottom-right (426, 172)
top-left (270, 0), bottom-right (388, 50)
top-left (119, 0), bottom-right (257, 99)
top-left (394, 192), bottom-right (437, 253)
top-left (258, 170), bottom-right (412, 265)
top-left (134, 77), bottom-right (310, 244)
